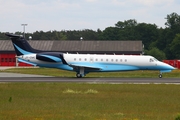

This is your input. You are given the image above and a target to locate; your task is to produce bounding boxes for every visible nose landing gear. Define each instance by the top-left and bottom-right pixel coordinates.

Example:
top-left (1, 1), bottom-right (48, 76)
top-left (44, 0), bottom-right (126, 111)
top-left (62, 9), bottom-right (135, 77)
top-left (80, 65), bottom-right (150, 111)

top-left (159, 74), bottom-right (162, 78)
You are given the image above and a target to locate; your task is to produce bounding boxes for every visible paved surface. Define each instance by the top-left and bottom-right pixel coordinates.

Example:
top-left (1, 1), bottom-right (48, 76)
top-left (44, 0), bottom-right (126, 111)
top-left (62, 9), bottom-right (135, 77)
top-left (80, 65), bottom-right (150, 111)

top-left (0, 73), bottom-right (52, 77)
top-left (0, 67), bottom-right (17, 70)
top-left (0, 67), bottom-right (38, 70)
top-left (0, 72), bottom-right (180, 83)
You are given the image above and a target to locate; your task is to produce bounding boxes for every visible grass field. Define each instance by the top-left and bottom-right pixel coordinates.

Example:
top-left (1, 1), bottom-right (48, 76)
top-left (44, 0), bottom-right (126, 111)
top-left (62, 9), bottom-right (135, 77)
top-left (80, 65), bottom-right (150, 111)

top-left (0, 68), bottom-right (180, 120)
top-left (0, 83), bottom-right (180, 120)
top-left (1, 67), bottom-right (180, 78)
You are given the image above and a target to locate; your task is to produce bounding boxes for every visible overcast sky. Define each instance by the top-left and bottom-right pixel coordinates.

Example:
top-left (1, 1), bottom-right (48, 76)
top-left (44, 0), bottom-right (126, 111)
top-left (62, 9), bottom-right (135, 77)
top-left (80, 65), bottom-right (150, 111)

top-left (0, 0), bottom-right (179, 33)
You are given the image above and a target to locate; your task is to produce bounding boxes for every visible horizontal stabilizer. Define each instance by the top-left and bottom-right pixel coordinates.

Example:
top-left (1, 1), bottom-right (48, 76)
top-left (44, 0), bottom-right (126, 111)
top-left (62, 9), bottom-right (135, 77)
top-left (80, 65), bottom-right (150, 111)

top-left (5, 33), bottom-right (22, 38)
top-left (18, 58), bottom-right (37, 66)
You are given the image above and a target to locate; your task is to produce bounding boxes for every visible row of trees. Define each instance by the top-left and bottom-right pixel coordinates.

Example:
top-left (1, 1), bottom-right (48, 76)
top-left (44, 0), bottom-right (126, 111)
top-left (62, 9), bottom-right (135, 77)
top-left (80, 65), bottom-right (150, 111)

top-left (0, 12), bottom-right (180, 60)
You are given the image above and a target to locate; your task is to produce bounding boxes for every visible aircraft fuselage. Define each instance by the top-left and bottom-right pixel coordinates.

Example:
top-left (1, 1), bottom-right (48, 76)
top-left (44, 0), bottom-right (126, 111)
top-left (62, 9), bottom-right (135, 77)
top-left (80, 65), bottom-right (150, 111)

top-left (17, 53), bottom-right (175, 77)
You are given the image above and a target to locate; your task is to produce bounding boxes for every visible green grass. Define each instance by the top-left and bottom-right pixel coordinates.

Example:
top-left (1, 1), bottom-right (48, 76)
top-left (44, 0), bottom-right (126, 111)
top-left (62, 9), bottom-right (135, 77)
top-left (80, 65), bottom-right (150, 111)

top-left (1, 68), bottom-right (180, 119)
top-left (0, 83), bottom-right (180, 120)
top-left (1, 67), bottom-right (180, 78)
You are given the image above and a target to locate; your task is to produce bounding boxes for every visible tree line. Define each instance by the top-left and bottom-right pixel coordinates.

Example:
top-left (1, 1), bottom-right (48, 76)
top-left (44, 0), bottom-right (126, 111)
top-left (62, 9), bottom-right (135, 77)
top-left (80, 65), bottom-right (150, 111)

top-left (0, 12), bottom-right (180, 60)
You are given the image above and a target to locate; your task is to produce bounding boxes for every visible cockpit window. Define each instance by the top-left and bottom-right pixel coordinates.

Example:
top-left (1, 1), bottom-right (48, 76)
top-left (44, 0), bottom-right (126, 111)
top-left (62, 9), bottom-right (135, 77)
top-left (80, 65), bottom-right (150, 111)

top-left (153, 58), bottom-right (158, 61)
top-left (150, 58), bottom-right (158, 62)
top-left (150, 58), bottom-right (154, 62)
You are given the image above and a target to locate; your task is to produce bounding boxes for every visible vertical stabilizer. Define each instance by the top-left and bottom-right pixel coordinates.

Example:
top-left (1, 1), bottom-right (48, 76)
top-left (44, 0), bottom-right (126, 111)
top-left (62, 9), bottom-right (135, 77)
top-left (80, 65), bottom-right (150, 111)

top-left (5, 33), bottom-right (41, 56)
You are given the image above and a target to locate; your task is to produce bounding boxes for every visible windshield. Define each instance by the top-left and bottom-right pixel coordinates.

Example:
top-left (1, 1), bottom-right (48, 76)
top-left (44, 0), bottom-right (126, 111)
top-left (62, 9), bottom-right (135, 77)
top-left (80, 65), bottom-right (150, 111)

top-left (153, 58), bottom-right (158, 61)
top-left (150, 57), bottom-right (158, 62)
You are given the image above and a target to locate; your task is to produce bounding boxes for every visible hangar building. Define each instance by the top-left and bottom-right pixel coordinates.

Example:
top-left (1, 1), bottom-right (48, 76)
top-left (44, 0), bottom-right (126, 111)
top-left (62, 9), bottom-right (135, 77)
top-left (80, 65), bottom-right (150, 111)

top-left (0, 40), bottom-right (143, 66)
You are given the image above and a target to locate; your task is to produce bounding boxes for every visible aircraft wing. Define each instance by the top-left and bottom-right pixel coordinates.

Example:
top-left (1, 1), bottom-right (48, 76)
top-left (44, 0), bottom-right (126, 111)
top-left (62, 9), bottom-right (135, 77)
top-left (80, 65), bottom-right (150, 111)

top-left (69, 63), bottom-right (102, 71)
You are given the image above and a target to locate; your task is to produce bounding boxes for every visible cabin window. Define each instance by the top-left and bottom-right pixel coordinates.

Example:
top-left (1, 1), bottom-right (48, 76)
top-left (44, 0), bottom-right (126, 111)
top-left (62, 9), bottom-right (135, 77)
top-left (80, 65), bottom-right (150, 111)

top-left (101, 59), bottom-right (103, 61)
top-left (90, 58), bottom-right (93, 61)
top-left (84, 58), bottom-right (87, 61)
top-left (95, 58), bottom-right (98, 61)
top-left (79, 58), bottom-right (81, 61)
top-left (116, 59), bottom-right (118, 62)
top-left (125, 59), bottom-right (127, 62)
top-left (120, 59), bottom-right (122, 62)
top-left (111, 59), bottom-right (113, 62)
top-left (74, 58), bottom-right (76, 61)
top-left (106, 59), bottom-right (108, 62)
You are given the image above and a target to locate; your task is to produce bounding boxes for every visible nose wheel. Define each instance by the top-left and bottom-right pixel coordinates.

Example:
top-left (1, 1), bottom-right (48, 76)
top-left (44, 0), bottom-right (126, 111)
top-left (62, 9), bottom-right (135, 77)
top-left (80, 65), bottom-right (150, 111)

top-left (159, 74), bottom-right (162, 78)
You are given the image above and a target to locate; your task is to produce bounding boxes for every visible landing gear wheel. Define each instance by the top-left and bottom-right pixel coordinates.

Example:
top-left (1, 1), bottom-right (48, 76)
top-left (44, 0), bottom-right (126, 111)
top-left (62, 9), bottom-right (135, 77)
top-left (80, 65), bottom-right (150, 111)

top-left (76, 74), bottom-right (82, 78)
top-left (159, 74), bottom-right (162, 78)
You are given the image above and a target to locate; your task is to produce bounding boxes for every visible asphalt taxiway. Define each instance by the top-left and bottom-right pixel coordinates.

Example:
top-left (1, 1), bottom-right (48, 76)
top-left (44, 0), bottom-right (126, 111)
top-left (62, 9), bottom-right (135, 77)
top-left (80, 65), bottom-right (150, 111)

top-left (0, 72), bottom-right (179, 83)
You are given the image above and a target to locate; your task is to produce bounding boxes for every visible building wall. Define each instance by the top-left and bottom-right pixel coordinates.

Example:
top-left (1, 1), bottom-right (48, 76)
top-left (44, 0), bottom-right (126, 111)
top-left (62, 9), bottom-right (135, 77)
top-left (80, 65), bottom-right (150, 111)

top-left (163, 60), bottom-right (180, 69)
top-left (0, 40), bottom-right (143, 66)
top-left (0, 53), bottom-right (15, 66)
top-left (0, 53), bottom-right (32, 66)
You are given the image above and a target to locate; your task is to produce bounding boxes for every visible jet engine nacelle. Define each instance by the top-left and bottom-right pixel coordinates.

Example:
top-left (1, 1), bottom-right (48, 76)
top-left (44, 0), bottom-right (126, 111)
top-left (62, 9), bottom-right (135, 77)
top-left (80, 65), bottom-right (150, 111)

top-left (36, 52), bottom-right (63, 63)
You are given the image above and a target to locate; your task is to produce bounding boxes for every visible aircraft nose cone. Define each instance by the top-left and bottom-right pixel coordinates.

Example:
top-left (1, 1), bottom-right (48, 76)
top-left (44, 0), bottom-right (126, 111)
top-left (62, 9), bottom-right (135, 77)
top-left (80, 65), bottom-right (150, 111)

top-left (166, 64), bottom-right (175, 70)
top-left (170, 66), bottom-right (176, 70)
top-left (159, 63), bottom-right (176, 73)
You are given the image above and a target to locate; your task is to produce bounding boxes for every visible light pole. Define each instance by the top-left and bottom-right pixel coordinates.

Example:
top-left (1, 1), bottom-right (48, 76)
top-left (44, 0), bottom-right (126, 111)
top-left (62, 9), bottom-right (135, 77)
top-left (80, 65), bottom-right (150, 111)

top-left (21, 24), bottom-right (28, 38)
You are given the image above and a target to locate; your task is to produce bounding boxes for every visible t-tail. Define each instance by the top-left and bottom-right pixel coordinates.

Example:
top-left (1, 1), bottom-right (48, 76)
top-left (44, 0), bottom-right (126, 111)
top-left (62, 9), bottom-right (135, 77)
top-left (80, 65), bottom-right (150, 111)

top-left (5, 33), bottom-right (41, 56)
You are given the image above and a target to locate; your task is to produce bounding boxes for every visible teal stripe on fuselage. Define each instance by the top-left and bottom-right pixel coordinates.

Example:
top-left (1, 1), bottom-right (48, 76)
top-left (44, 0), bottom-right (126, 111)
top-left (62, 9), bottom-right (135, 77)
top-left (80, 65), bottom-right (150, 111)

top-left (67, 62), bottom-right (173, 72)
top-left (68, 62), bottom-right (140, 72)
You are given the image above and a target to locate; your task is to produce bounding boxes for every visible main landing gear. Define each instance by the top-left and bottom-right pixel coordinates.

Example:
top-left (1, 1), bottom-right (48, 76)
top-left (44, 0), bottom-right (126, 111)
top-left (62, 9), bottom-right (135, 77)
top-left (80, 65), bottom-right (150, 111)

top-left (76, 73), bottom-right (83, 78)
top-left (76, 67), bottom-right (85, 78)
top-left (159, 73), bottom-right (162, 78)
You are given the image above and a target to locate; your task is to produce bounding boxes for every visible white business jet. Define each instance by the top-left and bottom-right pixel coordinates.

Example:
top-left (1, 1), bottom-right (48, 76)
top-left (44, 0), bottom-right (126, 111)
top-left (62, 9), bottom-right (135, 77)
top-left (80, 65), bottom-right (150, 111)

top-left (5, 33), bottom-right (175, 78)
